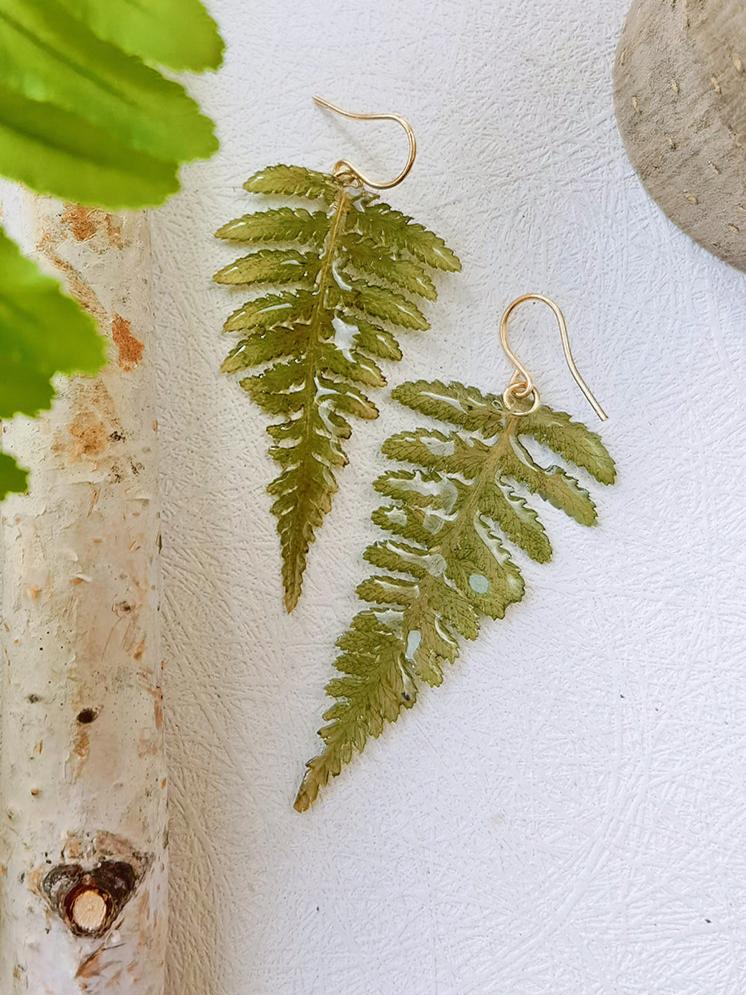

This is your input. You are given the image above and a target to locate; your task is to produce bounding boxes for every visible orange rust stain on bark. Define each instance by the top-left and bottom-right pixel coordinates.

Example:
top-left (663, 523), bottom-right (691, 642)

top-left (132, 637), bottom-right (146, 661)
top-left (112, 314), bottom-right (144, 372)
top-left (53, 380), bottom-right (124, 464)
top-left (72, 729), bottom-right (90, 769)
top-left (36, 231), bottom-right (105, 322)
top-left (67, 410), bottom-right (109, 459)
top-left (61, 206), bottom-right (96, 242)
top-left (61, 205), bottom-right (124, 248)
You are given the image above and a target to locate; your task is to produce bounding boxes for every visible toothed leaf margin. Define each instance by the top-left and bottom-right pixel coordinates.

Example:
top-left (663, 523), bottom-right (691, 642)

top-left (215, 168), bottom-right (461, 611)
top-left (295, 379), bottom-right (615, 809)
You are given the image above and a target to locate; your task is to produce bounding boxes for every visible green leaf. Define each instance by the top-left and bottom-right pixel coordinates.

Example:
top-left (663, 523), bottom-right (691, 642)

top-left (519, 405), bottom-right (617, 485)
top-left (244, 165), bottom-right (340, 203)
top-left (0, 86), bottom-right (179, 207)
top-left (392, 379), bottom-right (504, 433)
top-left (0, 226), bottom-right (104, 489)
top-left (222, 326), bottom-right (309, 372)
top-left (341, 234), bottom-right (437, 300)
top-left (216, 208), bottom-right (329, 245)
top-left (478, 481), bottom-right (551, 563)
top-left (0, 228), bottom-right (103, 381)
top-left (216, 168), bottom-right (461, 611)
top-left (501, 438), bottom-right (598, 526)
top-left (0, 0), bottom-right (219, 207)
top-left (344, 281), bottom-right (429, 331)
top-left (382, 428), bottom-right (488, 477)
top-left (214, 249), bottom-right (319, 287)
top-left (0, 360), bottom-right (53, 419)
top-left (0, 452), bottom-right (28, 500)
top-left (295, 380), bottom-right (615, 809)
top-left (294, 612), bottom-right (416, 813)
top-left (223, 291), bottom-right (315, 333)
top-left (352, 320), bottom-right (403, 362)
top-left (56, 0), bottom-right (224, 71)
top-left (353, 202), bottom-right (462, 272)
top-left (0, 1), bottom-right (216, 161)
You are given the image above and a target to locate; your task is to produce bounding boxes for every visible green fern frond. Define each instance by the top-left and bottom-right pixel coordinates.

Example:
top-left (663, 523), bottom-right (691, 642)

top-left (222, 290), bottom-right (315, 333)
top-left (216, 208), bottom-right (329, 244)
top-left (353, 203), bottom-right (462, 271)
top-left (295, 379), bottom-right (616, 809)
top-left (214, 248), bottom-right (320, 287)
top-left (215, 167), bottom-right (461, 611)
top-left (342, 234), bottom-right (437, 300)
top-left (244, 164), bottom-right (339, 202)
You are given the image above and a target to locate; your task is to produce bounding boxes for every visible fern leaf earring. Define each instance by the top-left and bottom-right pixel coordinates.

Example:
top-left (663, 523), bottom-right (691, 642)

top-left (215, 96), bottom-right (461, 611)
top-left (295, 294), bottom-right (616, 810)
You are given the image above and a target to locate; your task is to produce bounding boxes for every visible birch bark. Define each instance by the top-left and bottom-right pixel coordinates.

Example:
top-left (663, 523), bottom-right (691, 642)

top-left (0, 194), bottom-right (167, 993)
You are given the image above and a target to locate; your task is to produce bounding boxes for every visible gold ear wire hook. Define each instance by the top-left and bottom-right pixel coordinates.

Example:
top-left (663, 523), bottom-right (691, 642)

top-left (499, 294), bottom-right (608, 421)
top-left (313, 95), bottom-right (417, 190)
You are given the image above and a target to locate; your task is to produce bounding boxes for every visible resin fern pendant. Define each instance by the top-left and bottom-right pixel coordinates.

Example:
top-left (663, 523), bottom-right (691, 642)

top-left (295, 297), bottom-right (616, 810)
top-left (215, 163), bottom-right (460, 610)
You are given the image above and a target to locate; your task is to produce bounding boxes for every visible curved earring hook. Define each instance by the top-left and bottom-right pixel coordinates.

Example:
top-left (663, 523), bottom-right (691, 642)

top-left (499, 294), bottom-right (608, 421)
top-left (313, 95), bottom-right (417, 190)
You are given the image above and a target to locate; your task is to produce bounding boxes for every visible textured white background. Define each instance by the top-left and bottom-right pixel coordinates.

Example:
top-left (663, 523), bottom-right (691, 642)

top-left (150, 1), bottom-right (746, 992)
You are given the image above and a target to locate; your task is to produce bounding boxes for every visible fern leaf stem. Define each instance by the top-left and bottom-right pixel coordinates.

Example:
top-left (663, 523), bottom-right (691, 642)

top-left (398, 425), bottom-right (514, 673)
top-left (282, 183), bottom-right (351, 611)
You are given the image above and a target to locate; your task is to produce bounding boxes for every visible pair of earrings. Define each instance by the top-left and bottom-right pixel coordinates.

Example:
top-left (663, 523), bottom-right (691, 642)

top-left (214, 97), bottom-right (616, 810)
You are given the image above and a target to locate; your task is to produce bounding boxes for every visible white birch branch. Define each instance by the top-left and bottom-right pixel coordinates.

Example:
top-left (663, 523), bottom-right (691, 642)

top-left (0, 194), bottom-right (167, 994)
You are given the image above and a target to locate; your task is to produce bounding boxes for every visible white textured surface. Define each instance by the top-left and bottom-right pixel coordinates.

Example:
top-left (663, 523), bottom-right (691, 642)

top-left (150, 1), bottom-right (746, 992)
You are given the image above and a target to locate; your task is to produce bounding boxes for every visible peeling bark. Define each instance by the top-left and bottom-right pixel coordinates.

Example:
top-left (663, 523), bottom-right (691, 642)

top-left (614, 0), bottom-right (746, 272)
top-left (0, 194), bottom-right (167, 993)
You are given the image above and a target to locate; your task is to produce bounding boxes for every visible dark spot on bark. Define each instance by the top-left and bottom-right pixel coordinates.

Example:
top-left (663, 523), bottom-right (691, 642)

top-left (77, 708), bottom-right (98, 724)
top-left (109, 430), bottom-right (125, 442)
top-left (27, 694), bottom-right (40, 704)
top-left (402, 692), bottom-right (411, 701)
top-left (42, 857), bottom-right (145, 939)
